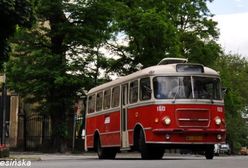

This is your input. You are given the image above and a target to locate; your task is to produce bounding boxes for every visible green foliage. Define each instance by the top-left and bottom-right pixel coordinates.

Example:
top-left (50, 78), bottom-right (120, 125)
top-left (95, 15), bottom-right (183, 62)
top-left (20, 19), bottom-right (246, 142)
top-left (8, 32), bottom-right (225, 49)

top-left (0, 0), bottom-right (33, 70)
top-left (214, 54), bottom-right (248, 151)
top-left (167, 0), bottom-right (221, 65)
top-left (53, 121), bottom-right (69, 139)
top-left (6, 0), bottom-right (115, 151)
top-left (7, 0), bottom-right (115, 109)
top-left (107, 0), bottom-right (221, 75)
top-left (64, 0), bottom-right (115, 47)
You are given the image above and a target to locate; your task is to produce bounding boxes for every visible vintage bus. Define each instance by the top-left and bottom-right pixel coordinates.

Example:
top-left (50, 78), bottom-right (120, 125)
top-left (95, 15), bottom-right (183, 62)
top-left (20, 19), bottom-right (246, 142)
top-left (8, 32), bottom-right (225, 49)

top-left (85, 58), bottom-right (226, 159)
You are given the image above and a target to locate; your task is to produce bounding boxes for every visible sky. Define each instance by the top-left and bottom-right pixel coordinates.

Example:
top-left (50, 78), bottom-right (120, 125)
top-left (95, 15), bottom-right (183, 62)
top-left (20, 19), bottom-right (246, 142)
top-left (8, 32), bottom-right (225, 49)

top-left (207, 0), bottom-right (248, 57)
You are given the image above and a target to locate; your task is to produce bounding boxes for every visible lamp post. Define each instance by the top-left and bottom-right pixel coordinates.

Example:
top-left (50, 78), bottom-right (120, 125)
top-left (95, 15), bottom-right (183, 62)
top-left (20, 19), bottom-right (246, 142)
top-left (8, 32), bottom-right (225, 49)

top-left (1, 74), bottom-right (7, 145)
top-left (0, 73), bottom-right (9, 158)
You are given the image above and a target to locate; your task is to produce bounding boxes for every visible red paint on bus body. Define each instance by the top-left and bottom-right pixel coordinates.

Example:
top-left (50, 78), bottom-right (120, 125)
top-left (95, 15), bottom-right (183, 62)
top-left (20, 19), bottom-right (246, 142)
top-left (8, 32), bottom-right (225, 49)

top-left (86, 103), bottom-right (225, 149)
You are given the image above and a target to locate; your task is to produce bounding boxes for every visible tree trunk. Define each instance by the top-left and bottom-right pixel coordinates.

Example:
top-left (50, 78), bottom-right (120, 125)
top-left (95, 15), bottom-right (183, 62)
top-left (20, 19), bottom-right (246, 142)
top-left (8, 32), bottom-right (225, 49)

top-left (47, 4), bottom-right (68, 153)
top-left (50, 108), bottom-right (67, 153)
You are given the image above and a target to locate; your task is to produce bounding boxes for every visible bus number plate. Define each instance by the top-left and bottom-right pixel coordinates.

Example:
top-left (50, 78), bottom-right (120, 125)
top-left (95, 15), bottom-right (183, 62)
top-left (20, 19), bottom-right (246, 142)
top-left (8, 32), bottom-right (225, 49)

top-left (186, 136), bottom-right (203, 141)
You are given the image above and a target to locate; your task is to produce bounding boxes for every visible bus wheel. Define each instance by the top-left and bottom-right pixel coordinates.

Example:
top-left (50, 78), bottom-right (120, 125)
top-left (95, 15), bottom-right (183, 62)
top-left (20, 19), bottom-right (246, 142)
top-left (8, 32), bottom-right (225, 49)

top-left (97, 138), bottom-right (117, 159)
top-left (205, 145), bottom-right (214, 160)
top-left (139, 130), bottom-right (164, 159)
top-left (150, 146), bottom-right (164, 159)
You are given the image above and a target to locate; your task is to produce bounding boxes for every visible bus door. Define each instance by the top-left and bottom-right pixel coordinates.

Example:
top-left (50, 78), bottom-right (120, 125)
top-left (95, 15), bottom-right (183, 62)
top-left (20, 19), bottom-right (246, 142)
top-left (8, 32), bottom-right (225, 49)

top-left (121, 84), bottom-right (130, 148)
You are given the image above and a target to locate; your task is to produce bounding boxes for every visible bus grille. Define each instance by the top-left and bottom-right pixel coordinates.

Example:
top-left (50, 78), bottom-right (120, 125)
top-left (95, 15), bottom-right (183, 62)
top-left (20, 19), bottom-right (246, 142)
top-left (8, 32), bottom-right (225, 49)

top-left (175, 109), bottom-right (210, 127)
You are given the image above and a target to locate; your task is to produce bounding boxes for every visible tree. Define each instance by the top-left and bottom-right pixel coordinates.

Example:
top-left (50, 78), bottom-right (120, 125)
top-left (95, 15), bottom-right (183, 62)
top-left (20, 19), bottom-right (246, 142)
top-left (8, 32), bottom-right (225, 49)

top-left (64, 0), bottom-right (116, 86)
top-left (167, 0), bottom-right (221, 65)
top-left (0, 0), bottom-right (33, 70)
top-left (106, 0), bottom-right (221, 75)
top-left (6, 0), bottom-right (115, 152)
top-left (214, 54), bottom-right (248, 152)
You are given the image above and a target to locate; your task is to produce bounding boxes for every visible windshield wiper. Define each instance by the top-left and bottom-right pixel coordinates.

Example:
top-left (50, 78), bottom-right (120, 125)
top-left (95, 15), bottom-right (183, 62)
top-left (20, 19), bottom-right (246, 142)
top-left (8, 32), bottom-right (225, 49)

top-left (172, 79), bottom-right (181, 104)
top-left (172, 87), bottom-right (180, 104)
top-left (210, 94), bottom-right (214, 104)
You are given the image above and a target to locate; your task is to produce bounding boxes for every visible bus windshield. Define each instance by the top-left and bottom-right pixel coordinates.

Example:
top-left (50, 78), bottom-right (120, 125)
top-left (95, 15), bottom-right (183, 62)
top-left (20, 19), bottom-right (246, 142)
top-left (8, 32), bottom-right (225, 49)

top-left (153, 76), bottom-right (222, 100)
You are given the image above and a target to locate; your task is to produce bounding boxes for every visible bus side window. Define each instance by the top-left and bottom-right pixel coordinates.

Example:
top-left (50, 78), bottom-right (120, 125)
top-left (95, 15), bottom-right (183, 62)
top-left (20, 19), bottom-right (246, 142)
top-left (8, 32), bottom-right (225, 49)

top-left (112, 86), bottom-right (120, 107)
top-left (104, 89), bottom-right (111, 109)
top-left (96, 92), bottom-right (103, 111)
top-left (88, 95), bottom-right (96, 113)
top-left (140, 78), bottom-right (151, 101)
top-left (129, 80), bottom-right (138, 103)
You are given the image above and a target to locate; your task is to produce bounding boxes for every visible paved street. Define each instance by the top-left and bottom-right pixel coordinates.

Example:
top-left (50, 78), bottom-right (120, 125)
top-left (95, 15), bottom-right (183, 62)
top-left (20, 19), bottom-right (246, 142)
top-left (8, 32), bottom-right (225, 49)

top-left (3, 152), bottom-right (248, 168)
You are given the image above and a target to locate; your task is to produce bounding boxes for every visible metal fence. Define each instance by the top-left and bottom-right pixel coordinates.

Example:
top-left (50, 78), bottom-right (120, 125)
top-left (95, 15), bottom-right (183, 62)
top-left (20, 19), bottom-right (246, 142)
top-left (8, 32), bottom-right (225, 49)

top-left (18, 113), bottom-right (51, 151)
top-left (17, 112), bottom-right (85, 151)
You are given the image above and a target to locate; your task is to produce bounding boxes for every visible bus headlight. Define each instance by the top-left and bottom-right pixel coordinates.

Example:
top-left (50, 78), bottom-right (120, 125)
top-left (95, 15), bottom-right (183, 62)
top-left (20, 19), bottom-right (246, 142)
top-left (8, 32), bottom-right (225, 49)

top-left (216, 134), bottom-right (222, 140)
top-left (215, 117), bottom-right (221, 125)
top-left (164, 116), bottom-right (171, 125)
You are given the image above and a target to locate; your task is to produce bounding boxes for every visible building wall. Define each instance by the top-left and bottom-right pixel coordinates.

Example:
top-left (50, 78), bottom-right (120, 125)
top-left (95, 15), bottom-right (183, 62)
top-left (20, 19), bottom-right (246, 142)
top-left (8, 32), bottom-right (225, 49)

top-left (1, 75), bottom-right (19, 148)
top-left (9, 96), bottom-right (19, 148)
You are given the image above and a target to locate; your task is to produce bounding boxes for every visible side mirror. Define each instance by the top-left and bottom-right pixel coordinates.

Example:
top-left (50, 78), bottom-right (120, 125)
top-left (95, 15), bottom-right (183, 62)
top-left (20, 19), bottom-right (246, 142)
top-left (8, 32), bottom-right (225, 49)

top-left (222, 87), bottom-right (228, 96)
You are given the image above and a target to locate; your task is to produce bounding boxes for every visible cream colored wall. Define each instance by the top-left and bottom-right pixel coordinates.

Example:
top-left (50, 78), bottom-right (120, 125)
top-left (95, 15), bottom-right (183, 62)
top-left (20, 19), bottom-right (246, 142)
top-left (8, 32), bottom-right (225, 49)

top-left (9, 96), bottom-right (19, 148)
top-left (1, 75), bottom-right (19, 147)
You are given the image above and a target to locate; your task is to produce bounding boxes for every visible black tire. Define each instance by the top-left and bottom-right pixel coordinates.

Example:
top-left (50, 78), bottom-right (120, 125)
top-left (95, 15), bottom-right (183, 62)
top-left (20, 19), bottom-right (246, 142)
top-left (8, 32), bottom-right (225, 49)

top-left (151, 147), bottom-right (164, 159)
top-left (138, 130), bottom-right (164, 159)
top-left (96, 138), bottom-right (117, 159)
top-left (205, 145), bottom-right (214, 160)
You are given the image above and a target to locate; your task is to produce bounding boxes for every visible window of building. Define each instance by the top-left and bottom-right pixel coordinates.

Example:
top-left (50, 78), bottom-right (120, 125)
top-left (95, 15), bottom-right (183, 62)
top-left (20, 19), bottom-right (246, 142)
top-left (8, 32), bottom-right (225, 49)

top-left (140, 78), bottom-right (151, 101)
top-left (88, 95), bottom-right (96, 113)
top-left (96, 92), bottom-right (103, 111)
top-left (103, 89), bottom-right (111, 109)
top-left (129, 80), bottom-right (138, 103)
top-left (112, 86), bottom-right (120, 107)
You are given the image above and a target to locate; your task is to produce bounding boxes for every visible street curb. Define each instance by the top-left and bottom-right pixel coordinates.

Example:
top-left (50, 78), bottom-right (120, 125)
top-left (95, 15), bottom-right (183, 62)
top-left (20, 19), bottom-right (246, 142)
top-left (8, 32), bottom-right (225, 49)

top-left (0, 156), bottom-right (41, 161)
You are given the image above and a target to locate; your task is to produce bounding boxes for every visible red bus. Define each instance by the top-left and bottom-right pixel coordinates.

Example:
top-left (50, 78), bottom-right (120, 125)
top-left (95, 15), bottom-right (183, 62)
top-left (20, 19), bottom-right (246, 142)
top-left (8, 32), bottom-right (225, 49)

top-left (85, 58), bottom-right (226, 159)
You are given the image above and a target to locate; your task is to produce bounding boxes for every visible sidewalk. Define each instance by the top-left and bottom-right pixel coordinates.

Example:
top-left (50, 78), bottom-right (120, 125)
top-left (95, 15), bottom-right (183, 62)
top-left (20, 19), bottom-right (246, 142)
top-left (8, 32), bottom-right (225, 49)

top-left (2, 151), bottom-right (144, 161)
top-left (1, 151), bottom-right (98, 161)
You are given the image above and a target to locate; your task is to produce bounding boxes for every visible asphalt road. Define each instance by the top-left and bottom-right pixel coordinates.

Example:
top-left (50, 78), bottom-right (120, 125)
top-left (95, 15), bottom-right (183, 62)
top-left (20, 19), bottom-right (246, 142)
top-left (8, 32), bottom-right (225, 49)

top-left (5, 153), bottom-right (248, 168)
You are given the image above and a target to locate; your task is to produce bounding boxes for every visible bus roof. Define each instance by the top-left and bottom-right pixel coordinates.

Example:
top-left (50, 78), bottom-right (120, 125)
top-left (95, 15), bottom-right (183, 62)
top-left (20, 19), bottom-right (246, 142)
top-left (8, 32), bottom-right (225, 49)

top-left (87, 63), bottom-right (219, 95)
